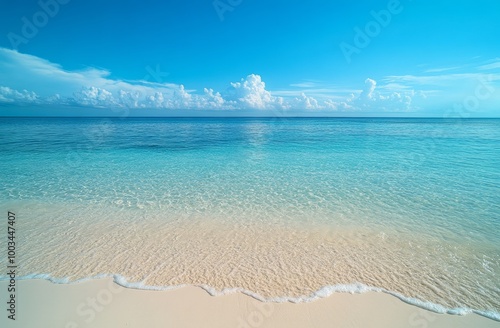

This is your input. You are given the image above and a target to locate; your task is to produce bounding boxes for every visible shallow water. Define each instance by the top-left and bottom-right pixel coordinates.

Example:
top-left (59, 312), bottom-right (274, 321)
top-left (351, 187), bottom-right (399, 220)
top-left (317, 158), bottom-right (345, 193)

top-left (1, 117), bottom-right (499, 319)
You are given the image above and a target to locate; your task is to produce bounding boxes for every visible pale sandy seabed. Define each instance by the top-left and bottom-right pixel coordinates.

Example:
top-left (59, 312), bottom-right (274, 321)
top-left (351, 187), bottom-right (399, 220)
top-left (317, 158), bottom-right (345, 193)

top-left (1, 201), bottom-right (499, 322)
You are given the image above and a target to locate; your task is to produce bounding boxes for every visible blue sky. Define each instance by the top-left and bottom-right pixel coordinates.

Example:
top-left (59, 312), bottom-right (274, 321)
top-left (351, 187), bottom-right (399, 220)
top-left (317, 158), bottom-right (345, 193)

top-left (0, 0), bottom-right (499, 116)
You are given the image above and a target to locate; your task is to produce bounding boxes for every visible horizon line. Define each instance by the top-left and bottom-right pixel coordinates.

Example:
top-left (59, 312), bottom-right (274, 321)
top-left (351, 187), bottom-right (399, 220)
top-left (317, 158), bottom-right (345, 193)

top-left (1, 116), bottom-right (500, 119)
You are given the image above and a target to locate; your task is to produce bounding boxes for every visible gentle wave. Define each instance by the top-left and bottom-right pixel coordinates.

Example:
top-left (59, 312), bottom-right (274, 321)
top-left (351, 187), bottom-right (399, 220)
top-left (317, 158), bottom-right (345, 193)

top-left (2, 273), bottom-right (499, 322)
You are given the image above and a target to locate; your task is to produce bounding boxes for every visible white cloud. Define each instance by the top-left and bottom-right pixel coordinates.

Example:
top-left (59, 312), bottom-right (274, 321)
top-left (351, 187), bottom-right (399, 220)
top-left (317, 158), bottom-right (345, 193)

top-left (360, 78), bottom-right (376, 100)
top-left (146, 92), bottom-right (165, 108)
top-left (478, 61), bottom-right (500, 71)
top-left (0, 48), bottom-right (435, 113)
top-left (290, 81), bottom-right (317, 88)
top-left (273, 87), bottom-right (358, 99)
top-left (0, 47), bottom-right (179, 108)
top-left (377, 82), bottom-right (412, 91)
top-left (169, 85), bottom-right (192, 108)
top-left (226, 74), bottom-right (285, 110)
top-left (384, 73), bottom-right (500, 87)
top-left (424, 66), bottom-right (462, 73)
top-left (73, 87), bottom-right (116, 107)
top-left (346, 78), bottom-right (419, 112)
top-left (0, 48), bottom-right (290, 111)
top-left (200, 88), bottom-right (225, 109)
top-left (292, 93), bottom-right (320, 110)
top-left (0, 86), bottom-right (38, 103)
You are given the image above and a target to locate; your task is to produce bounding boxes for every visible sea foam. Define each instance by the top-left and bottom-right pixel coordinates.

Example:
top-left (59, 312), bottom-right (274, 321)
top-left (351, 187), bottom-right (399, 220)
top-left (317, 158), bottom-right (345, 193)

top-left (2, 274), bottom-right (499, 322)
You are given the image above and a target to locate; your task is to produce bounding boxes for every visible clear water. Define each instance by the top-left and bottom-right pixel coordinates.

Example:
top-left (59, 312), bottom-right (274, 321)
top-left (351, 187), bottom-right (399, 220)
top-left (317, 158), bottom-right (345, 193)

top-left (1, 117), bottom-right (499, 319)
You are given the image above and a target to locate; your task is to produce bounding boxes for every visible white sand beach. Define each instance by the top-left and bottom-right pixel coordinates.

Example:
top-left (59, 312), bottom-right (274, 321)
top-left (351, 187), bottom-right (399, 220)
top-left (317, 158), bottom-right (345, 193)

top-left (1, 278), bottom-right (498, 328)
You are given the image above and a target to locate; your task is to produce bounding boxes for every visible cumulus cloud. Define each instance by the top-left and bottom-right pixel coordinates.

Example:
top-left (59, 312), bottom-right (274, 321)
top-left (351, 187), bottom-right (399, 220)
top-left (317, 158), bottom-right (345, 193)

top-left (361, 78), bottom-right (376, 100)
top-left (283, 78), bottom-right (418, 112)
top-left (0, 86), bottom-right (38, 103)
top-left (201, 88), bottom-right (225, 109)
top-left (0, 47), bottom-right (179, 108)
top-left (0, 48), bottom-right (425, 113)
top-left (226, 74), bottom-right (285, 110)
top-left (0, 48), bottom-right (289, 111)
top-left (73, 87), bottom-right (116, 107)
top-left (292, 93), bottom-right (320, 110)
top-left (349, 78), bottom-right (418, 112)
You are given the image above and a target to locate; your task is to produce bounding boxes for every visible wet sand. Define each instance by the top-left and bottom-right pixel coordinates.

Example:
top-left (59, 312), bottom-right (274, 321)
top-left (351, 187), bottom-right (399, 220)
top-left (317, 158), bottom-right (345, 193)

top-left (1, 278), bottom-right (498, 328)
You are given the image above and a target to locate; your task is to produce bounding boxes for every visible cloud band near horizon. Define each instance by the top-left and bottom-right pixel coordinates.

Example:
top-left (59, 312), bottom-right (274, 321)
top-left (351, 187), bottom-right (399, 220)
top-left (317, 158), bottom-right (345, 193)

top-left (0, 48), bottom-right (499, 116)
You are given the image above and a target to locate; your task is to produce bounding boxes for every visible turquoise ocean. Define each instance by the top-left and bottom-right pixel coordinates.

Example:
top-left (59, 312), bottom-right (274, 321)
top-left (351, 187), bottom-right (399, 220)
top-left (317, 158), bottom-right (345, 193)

top-left (0, 117), bottom-right (499, 320)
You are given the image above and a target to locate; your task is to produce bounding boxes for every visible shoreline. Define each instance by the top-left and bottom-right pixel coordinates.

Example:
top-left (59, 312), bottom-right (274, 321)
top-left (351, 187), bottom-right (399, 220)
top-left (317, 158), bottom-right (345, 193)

top-left (1, 278), bottom-right (499, 328)
top-left (3, 273), bottom-right (500, 320)
top-left (3, 200), bottom-right (499, 317)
